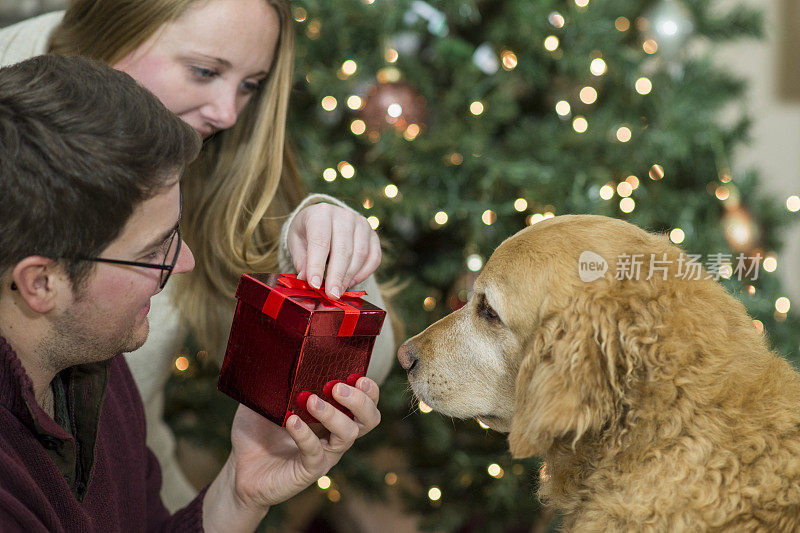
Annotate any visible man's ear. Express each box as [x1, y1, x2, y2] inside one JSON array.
[[11, 257, 66, 314]]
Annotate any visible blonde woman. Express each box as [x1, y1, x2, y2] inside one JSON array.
[[0, 0, 395, 511]]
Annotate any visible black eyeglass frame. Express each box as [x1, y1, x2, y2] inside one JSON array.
[[76, 227, 182, 290]]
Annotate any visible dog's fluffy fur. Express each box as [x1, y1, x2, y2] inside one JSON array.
[[399, 215, 800, 531]]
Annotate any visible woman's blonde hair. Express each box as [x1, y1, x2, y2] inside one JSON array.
[[51, 0, 306, 356]]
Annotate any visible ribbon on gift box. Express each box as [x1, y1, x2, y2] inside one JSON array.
[[261, 273, 367, 336]]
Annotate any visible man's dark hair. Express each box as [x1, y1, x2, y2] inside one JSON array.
[[0, 54, 201, 288]]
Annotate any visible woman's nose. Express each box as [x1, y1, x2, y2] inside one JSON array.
[[202, 85, 240, 131]]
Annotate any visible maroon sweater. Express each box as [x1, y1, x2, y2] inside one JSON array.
[[0, 337, 207, 531]]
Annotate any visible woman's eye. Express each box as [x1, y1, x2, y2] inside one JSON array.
[[241, 79, 263, 93], [190, 66, 219, 80]]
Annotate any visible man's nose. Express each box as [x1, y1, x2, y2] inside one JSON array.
[[174, 243, 195, 274]]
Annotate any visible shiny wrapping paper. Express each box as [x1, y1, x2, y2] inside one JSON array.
[[218, 273, 386, 426]]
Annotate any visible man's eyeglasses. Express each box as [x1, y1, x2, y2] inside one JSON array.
[[76, 227, 183, 290]]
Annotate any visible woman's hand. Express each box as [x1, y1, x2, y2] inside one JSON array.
[[287, 203, 381, 299]]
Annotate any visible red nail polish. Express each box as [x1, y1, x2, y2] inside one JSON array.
[[296, 390, 313, 411], [347, 374, 365, 387], [323, 380, 343, 399]]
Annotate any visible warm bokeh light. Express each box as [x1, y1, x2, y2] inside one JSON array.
[[787, 195, 800, 212], [470, 101, 485, 115], [670, 228, 685, 243], [575, 0, 589, 7], [323, 168, 337, 182], [362, 198, 373, 209], [514, 198, 528, 211], [715, 186, 730, 201], [620, 197, 635, 213], [487, 464, 504, 478], [428, 487, 442, 501], [643, 39, 658, 54], [384, 184, 399, 198], [321, 96, 337, 111], [649, 164, 665, 180], [544, 36, 560, 52], [385, 472, 398, 485], [387, 103, 403, 118], [404, 123, 421, 141], [477, 418, 490, 429], [616, 126, 632, 143], [339, 162, 355, 179], [467, 253, 484, 272], [615, 17, 630, 31], [748, 285, 756, 295], [174, 356, 189, 372], [423, 296, 437, 311], [341, 60, 357, 76], [501, 49, 518, 70], [763, 255, 778, 273], [572, 116, 588, 133], [317, 476, 332, 490], [434, 211, 449, 225], [419, 400, 433, 413], [776, 297, 791, 314], [626, 175, 640, 189], [635, 77, 653, 95], [482, 209, 497, 225], [599, 185, 614, 200], [293, 7, 307, 22], [385, 48, 398, 63], [350, 119, 366, 135], [752, 319, 764, 333], [376, 67, 401, 83], [617, 182, 633, 197], [367, 216, 379, 229], [549, 12, 565, 28], [590, 58, 607, 76], [449, 152, 464, 165], [580, 86, 598, 104], [556, 100, 571, 116], [347, 95, 363, 110]]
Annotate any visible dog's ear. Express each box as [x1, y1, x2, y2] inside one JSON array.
[[509, 292, 628, 458]]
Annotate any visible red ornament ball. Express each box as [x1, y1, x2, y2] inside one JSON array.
[[360, 82, 427, 134]]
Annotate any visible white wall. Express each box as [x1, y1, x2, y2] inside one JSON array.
[[716, 0, 800, 302]]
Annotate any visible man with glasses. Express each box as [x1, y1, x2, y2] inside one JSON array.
[[0, 55, 381, 531]]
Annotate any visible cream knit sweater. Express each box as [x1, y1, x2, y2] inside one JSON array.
[[0, 12, 396, 511]]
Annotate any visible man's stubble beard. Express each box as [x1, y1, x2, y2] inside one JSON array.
[[39, 305, 149, 373]]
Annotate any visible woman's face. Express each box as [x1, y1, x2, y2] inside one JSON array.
[[114, 0, 279, 138]]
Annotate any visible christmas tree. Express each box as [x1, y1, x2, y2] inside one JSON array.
[[166, 0, 800, 530]]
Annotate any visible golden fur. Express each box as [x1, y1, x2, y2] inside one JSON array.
[[399, 214, 800, 531]]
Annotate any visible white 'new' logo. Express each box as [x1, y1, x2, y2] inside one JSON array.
[[578, 251, 608, 282]]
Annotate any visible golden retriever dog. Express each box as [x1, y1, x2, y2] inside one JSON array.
[[398, 214, 800, 531]]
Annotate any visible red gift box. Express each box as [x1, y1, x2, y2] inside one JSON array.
[[217, 273, 386, 426]]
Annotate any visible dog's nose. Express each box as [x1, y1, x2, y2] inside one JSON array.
[[397, 342, 419, 373]]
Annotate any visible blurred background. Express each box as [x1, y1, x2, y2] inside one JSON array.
[[2, 1, 799, 531]]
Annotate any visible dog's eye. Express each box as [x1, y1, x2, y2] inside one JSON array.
[[477, 294, 501, 324]]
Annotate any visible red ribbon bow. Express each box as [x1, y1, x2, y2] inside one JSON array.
[[261, 273, 367, 336]]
